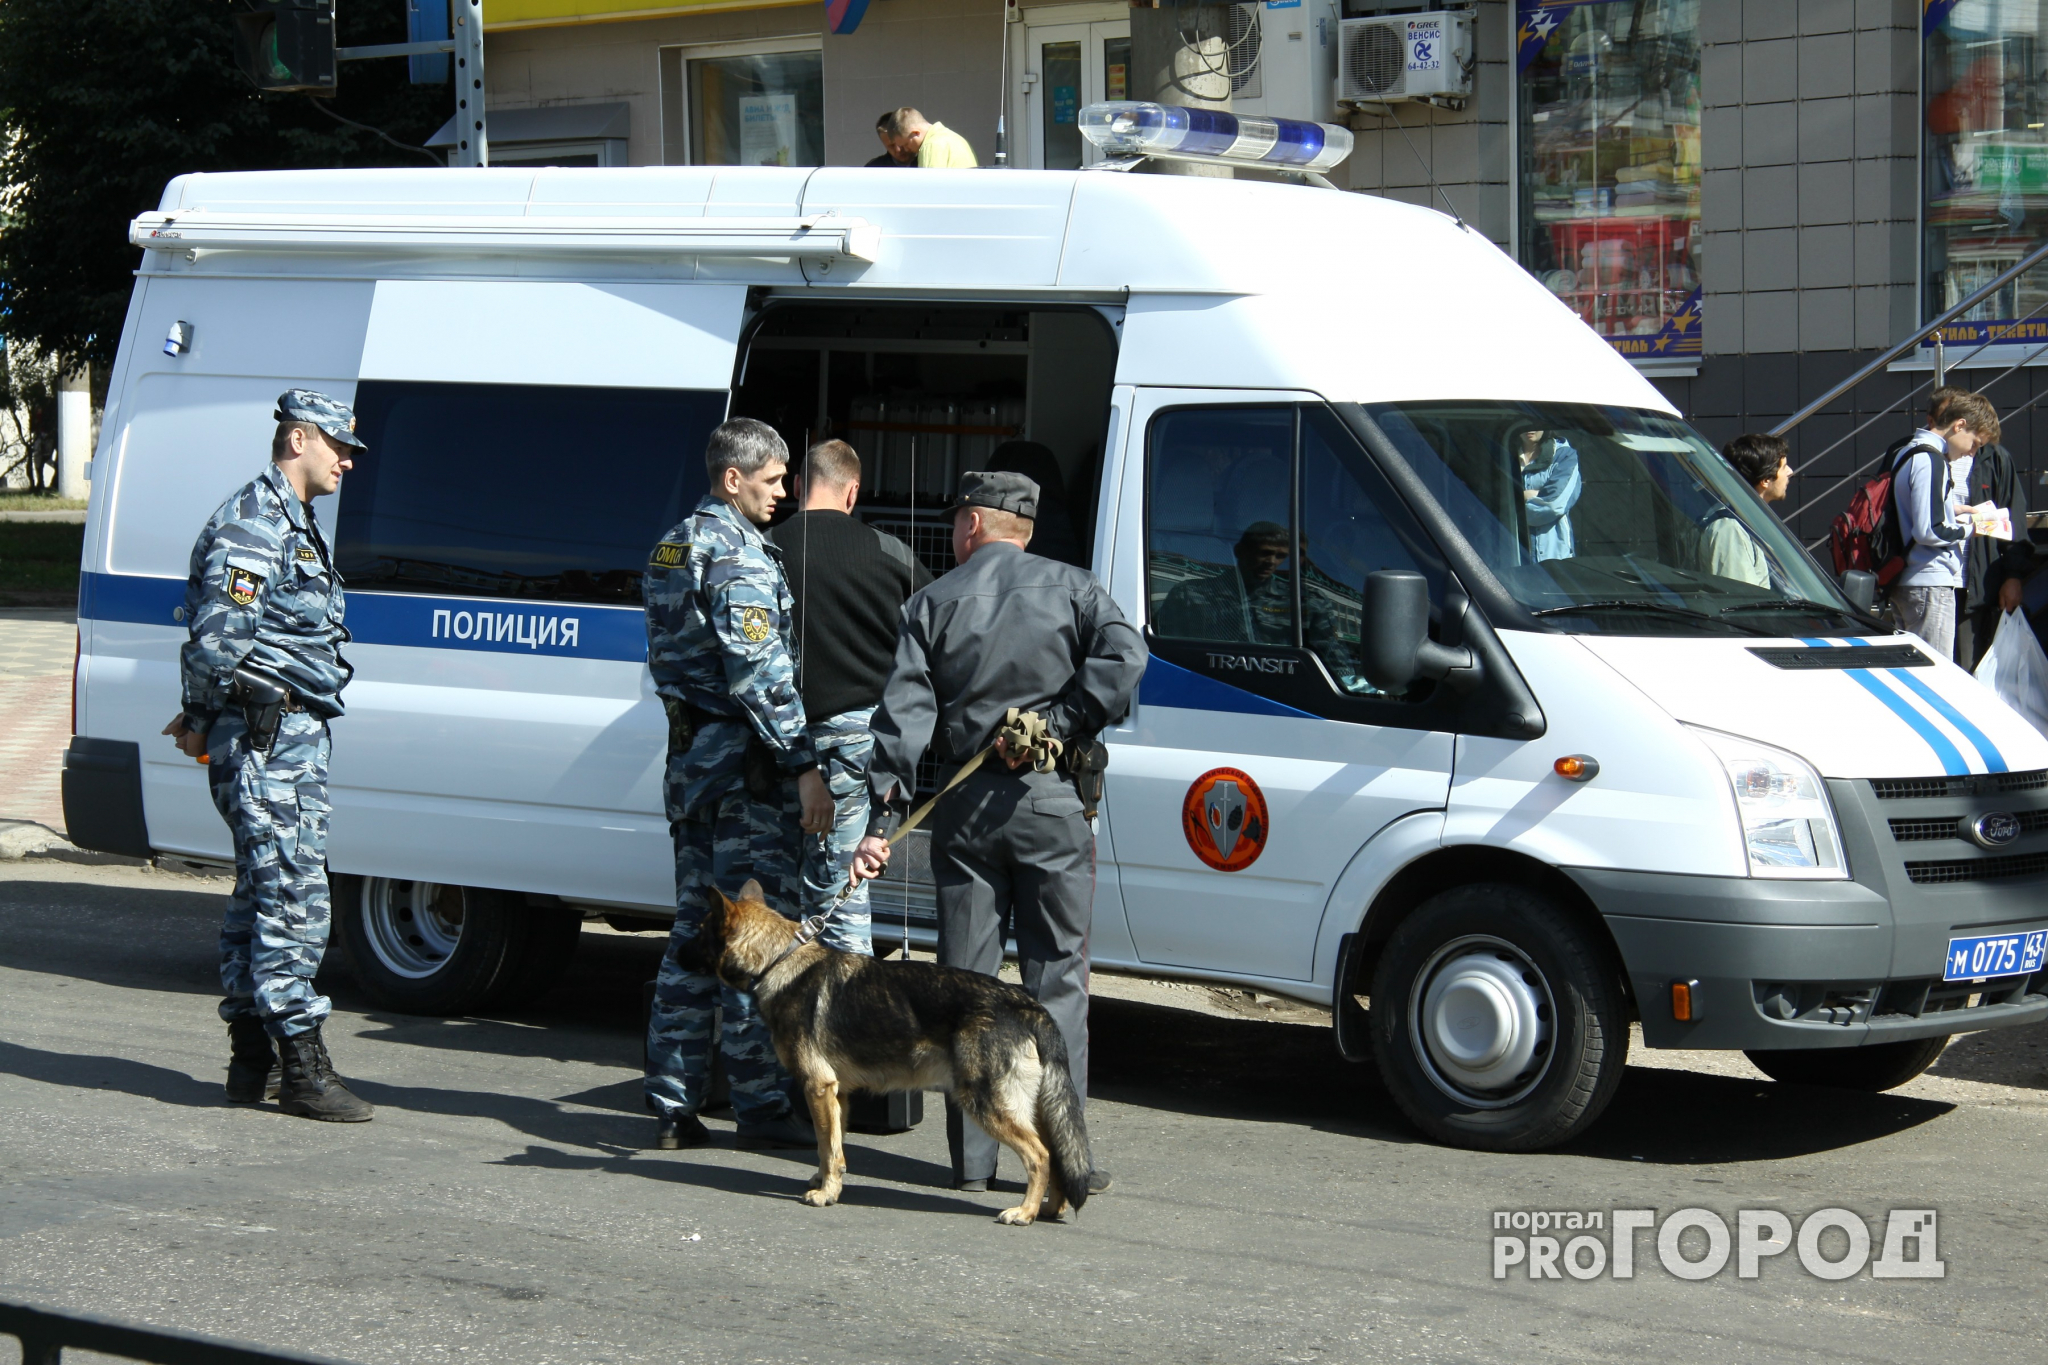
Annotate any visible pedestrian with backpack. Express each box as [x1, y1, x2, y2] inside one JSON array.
[[1889, 389, 1998, 659]]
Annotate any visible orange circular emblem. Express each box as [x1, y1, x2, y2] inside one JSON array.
[[1182, 767, 1269, 872]]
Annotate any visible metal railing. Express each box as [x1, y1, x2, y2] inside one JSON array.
[[0, 1297, 353, 1365], [1773, 235, 2048, 545]]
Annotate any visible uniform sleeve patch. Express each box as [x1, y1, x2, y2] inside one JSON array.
[[649, 541, 689, 569], [296, 546, 319, 563], [739, 605, 772, 642], [226, 568, 264, 606]]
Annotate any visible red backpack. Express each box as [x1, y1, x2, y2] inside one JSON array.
[[1829, 438, 1927, 586]]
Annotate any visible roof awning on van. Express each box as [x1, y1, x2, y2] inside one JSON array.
[[128, 210, 880, 262]]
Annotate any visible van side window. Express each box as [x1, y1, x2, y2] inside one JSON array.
[[1147, 406, 1297, 647], [335, 381, 724, 605], [1146, 404, 1444, 708], [1298, 406, 1442, 694]]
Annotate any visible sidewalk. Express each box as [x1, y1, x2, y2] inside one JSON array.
[[0, 609, 77, 835]]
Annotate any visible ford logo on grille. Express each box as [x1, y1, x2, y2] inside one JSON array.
[[1970, 811, 2022, 848]]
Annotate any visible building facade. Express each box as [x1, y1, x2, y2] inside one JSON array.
[[475, 0, 2048, 543]]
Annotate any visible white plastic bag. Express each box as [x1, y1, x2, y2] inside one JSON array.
[[1974, 608, 2048, 738]]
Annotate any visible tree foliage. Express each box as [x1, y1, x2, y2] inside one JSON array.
[[0, 1, 454, 373]]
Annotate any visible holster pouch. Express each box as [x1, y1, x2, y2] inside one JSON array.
[[1062, 736, 1110, 820], [742, 736, 782, 801], [229, 666, 289, 757], [660, 696, 698, 761]]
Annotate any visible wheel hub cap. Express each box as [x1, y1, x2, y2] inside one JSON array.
[[363, 879, 465, 980], [1412, 939, 1554, 1104]]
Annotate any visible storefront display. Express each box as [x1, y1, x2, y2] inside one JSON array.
[[686, 49, 823, 168], [1924, 1, 2048, 347], [1516, 1, 1703, 361]]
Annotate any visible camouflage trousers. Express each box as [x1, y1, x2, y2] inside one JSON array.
[[802, 707, 876, 956], [646, 779, 806, 1124], [206, 709, 333, 1040]]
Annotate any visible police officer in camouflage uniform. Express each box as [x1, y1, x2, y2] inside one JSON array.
[[643, 418, 835, 1151], [162, 390, 372, 1123]]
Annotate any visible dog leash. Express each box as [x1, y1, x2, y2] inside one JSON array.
[[809, 706, 1063, 922]]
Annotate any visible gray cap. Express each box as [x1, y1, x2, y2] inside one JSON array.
[[951, 469, 1038, 521], [275, 389, 366, 449]]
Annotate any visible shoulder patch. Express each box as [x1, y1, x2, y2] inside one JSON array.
[[739, 605, 772, 642], [649, 540, 689, 569], [226, 568, 264, 606], [296, 546, 320, 563]]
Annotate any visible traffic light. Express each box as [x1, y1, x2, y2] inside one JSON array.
[[234, 0, 339, 93]]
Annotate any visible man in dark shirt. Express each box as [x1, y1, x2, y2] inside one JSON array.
[[769, 439, 931, 950], [849, 471, 1147, 1195]]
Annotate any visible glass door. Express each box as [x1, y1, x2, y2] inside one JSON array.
[[1025, 20, 1132, 169]]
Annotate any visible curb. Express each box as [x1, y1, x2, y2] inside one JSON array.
[[0, 820, 75, 860]]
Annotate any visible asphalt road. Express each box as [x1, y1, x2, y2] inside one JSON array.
[[2, 856, 2045, 1365]]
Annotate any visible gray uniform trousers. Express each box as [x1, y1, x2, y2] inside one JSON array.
[[930, 762, 1094, 1183]]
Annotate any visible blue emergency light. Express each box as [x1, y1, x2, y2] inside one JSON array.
[[1077, 101, 1354, 174]]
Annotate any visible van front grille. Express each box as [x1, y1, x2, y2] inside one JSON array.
[[1888, 810, 2048, 842], [1903, 852, 2048, 884], [1870, 769, 2048, 800]]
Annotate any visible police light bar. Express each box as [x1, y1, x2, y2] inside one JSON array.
[[1078, 101, 1354, 174]]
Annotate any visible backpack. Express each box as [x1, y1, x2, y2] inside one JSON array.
[[1829, 437, 1930, 586]]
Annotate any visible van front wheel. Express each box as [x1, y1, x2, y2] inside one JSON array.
[[1369, 884, 1626, 1152]]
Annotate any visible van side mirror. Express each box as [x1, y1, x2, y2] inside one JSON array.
[[1840, 569, 1877, 614], [1363, 571, 1480, 694]]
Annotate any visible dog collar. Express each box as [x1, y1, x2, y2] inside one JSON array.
[[759, 913, 830, 980]]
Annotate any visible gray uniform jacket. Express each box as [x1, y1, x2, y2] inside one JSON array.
[[866, 542, 1147, 833]]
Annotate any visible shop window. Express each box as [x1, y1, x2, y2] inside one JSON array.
[[660, 44, 823, 168], [1515, 1, 1703, 363], [1924, 3, 2048, 347]]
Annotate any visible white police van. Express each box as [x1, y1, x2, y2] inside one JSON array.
[[66, 127, 2048, 1151]]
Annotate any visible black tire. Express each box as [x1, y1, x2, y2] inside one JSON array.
[[1745, 1036, 1949, 1091], [1369, 883, 1627, 1152], [337, 876, 549, 1015]]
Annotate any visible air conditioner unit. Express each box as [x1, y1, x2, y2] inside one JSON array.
[[1338, 11, 1473, 105]]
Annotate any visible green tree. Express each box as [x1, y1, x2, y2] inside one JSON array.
[[0, 1, 453, 373]]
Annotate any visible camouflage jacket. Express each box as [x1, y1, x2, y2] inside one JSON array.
[[180, 461, 351, 727], [644, 495, 815, 818]]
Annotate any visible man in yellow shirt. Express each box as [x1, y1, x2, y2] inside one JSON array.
[[880, 108, 978, 168]]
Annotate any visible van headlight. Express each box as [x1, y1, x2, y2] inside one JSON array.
[[1686, 726, 1846, 879]]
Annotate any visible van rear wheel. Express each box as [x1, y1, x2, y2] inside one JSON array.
[[1744, 1036, 1949, 1092], [1369, 884, 1626, 1152], [335, 876, 579, 1015]]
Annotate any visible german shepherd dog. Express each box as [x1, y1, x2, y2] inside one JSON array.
[[678, 881, 1093, 1225]]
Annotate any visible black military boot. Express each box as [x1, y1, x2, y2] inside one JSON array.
[[224, 1018, 279, 1104], [276, 1027, 375, 1122]]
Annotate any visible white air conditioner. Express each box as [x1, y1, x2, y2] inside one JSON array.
[[1338, 11, 1473, 105]]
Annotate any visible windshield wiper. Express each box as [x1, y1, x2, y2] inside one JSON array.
[[1529, 599, 1775, 636], [1717, 598, 1856, 617]]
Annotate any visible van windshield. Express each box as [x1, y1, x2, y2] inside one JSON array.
[[1363, 402, 1869, 638]]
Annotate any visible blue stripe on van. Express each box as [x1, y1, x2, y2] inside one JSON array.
[[1883, 667, 2008, 773], [1798, 635, 1997, 774], [1140, 655, 1316, 719], [80, 572, 648, 662], [1843, 668, 1970, 775]]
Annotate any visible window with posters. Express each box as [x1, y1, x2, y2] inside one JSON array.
[[1923, 1, 2048, 350], [1515, 2, 1703, 362], [678, 48, 823, 168]]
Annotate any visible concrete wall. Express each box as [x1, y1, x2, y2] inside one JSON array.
[[1696, 0, 1920, 358], [1338, 0, 1513, 249], [822, 0, 1005, 167], [483, 0, 1003, 170]]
